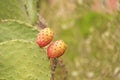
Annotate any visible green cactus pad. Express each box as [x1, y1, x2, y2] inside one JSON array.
[[0, 20, 39, 42], [0, 39, 50, 80], [0, 0, 37, 24]]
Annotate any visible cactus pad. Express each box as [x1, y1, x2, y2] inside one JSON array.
[[0, 39, 50, 80], [0, 0, 37, 24], [0, 20, 39, 42]]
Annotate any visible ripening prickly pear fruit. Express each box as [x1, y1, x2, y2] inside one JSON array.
[[47, 40, 67, 58], [36, 28, 54, 48]]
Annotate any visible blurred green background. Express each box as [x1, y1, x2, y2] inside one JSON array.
[[39, 0, 120, 80]]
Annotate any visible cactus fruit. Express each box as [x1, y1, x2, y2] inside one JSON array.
[[47, 40, 67, 58], [36, 28, 54, 48]]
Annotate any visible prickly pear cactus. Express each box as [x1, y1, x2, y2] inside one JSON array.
[[0, 40, 50, 80], [0, 0, 37, 24], [0, 0, 50, 80], [0, 20, 39, 42]]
